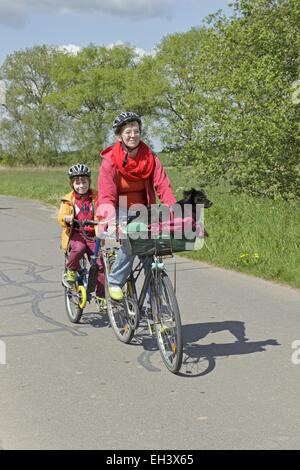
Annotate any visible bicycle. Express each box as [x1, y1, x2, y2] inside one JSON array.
[[62, 220, 107, 323], [62, 219, 185, 374], [62, 219, 138, 333], [105, 222, 184, 374]]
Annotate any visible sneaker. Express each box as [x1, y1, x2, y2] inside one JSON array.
[[96, 296, 107, 310], [108, 285, 124, 301], [62, 269, 76, 289]]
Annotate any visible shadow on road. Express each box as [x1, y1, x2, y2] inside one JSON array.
[[80, 312, 110, 328], [179, 321, 280, 378], [117, 319, 280, 376]]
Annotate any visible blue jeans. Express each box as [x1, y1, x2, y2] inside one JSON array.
[[108, 242, 150, 287], [108, 207, 149, 287]]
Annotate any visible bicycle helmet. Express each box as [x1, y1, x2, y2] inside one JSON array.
[[112, 111, 142, 134], [68, 163, 91, 178]]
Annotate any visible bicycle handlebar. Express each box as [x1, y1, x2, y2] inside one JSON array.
[[72, 219, 111, 242], [73, 219, 99, 227]]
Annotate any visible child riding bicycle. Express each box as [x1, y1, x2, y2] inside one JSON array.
[[57, 163, 106, 307]]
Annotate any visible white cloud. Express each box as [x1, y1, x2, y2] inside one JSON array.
[[0, 0, 175, 27], [55, 41, 153, 63], [57, 44, 82, 55], [56, 41, 153, 64], [106, 40, 149, 57], [57, 41, 152, 59]]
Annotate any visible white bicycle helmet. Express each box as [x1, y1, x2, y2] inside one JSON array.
[[68, 163, 91, 178], [112, 112, 142, 133]]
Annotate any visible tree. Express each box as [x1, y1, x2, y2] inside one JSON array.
[[214, 0, 300, 198], [135, 24, 231, 183], [47, 44, 140, 162], [1, 1, 299, 199], [0, 45, 65, 165], [130, 0, 300, 198]]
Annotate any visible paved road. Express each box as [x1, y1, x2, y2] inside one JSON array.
[[0, 195, 300, 450]]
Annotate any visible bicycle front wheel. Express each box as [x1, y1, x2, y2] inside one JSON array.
[[65, 285, 85, 323], [152, 273, 183, 374]]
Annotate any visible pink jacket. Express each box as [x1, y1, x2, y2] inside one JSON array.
[[97, 145, 176, 223]]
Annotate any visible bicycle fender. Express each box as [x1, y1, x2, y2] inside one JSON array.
[[87, 264, 99, 293]]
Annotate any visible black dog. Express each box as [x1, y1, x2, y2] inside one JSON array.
[[127, 188, 212, 236], [176, 188, 212, 216], [176, 188, 212, 237]]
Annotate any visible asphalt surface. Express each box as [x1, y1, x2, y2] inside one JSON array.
[[0, 194, 300, 450]]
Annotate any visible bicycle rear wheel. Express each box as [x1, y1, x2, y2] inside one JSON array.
[[152, 273, 183, 374], [105, 254, 135, 343]]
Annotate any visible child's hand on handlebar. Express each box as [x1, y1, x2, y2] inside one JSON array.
[[65, 215, 73, 225]]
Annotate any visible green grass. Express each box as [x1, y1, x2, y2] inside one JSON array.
[[184, 188, 300, 289], [1, 165, 300, 289], [0, 166, 99, 206]]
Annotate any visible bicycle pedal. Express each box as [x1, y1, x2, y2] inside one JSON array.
[[160, 325, 172, 333], [111, 298, 123, 304]]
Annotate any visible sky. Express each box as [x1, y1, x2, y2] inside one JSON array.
[[0, 0, 233, 66]]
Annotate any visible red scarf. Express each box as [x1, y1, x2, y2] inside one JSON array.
[[111, 141, 154, 181]]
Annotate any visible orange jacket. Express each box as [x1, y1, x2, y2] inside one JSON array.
[[57, 189, 98, 251]]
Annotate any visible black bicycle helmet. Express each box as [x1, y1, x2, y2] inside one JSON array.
[[112, 111, 142, 133], [68, 163, 91, 178]]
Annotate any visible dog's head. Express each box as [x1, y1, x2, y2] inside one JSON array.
[[182, 188, 213, 208]]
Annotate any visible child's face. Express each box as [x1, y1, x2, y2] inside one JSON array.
[[72, 176, 90, 195]]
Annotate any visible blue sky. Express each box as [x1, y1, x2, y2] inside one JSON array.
[[0, 0, 233, 66]]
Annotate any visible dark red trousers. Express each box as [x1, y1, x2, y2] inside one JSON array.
[[66, 230, 105, 297]]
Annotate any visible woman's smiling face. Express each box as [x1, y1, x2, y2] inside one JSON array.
[[119, 121, 141, 150]]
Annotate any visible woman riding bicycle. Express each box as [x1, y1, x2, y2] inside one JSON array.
[[97, 112, 176, 301]]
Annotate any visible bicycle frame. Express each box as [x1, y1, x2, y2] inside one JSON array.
[[128, 256, 166, 330]]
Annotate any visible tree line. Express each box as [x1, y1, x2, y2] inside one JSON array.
[[0, 0, 299, 199]]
